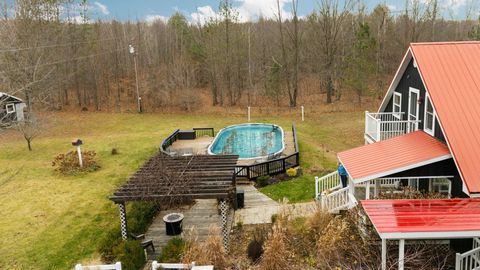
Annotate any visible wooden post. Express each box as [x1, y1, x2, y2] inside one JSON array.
[[381, 239, 387, 270], [301, 106, 304, 121], [76, 145, 83, 167], [248, 106, 251, 122], [118, 202, 128, 240], [399, 239, 405, 270]]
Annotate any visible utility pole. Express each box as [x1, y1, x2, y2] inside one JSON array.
[[129, 44, 142, 113]]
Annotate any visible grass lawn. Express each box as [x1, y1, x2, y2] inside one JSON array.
[[0, 111, 363, 269]]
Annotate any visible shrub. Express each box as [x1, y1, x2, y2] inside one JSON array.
[[157, 237, 187, 263], [111, 148, 119, 155], [256, 176, 271, 187], [52, 150, 100, 175], [97, 229, 123, 262], [128, 202, 158, 234], [112, 240, 145, 270], [286, 168, 297, 177]]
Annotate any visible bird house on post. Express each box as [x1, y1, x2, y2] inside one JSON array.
[[72, 139, 83, 167]]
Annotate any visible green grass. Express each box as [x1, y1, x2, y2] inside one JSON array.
[[259, 175, 315, 203], [0, 111, 364, 269]]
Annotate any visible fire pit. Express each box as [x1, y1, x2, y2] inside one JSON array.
[[163, 213, 184, 236]]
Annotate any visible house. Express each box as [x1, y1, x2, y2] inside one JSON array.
[[315, 41, 480, 270], [0, 92, 26, 127]]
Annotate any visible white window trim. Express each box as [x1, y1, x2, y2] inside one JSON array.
[[408, 87, 420, 131], [6, 103, 15, 114], [423, 93, 436, 136], [392, 92, 402, 119]]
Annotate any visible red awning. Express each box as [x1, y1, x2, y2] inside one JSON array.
[[362, 199, 480, 240], [337, 131, 451, 183]]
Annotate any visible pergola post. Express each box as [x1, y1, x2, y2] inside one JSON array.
[[118, 202, 128, 240], [381, 238, 387, 270], [398, 239, 405, 270], [219, 199, 230, 252]]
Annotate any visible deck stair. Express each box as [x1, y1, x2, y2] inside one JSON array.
[[456, 238, 480, 270]]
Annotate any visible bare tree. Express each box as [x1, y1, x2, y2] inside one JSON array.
[[315, 0, 354, 103]]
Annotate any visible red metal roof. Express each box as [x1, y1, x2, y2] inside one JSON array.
[[362, 199, 480, 239], [337, 131, 451, 182], [411, 41, 480, 193]]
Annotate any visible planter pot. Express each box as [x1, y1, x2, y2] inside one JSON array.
[[163, 213, 184, 236]]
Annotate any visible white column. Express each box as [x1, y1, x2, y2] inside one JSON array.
[[381, 239, 387, 270], [366, 180, 371, 200], [375, 180, 381, 198], [398, 239, 405, 270], [348, 178, 355, 195], [301, 106, 304, 121]]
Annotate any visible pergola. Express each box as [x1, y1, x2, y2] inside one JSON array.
[[110, 154, 239, 249], [362, 199, 480, 270]]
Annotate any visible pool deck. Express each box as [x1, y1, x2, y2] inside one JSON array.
[[167, 131, 296, 166]]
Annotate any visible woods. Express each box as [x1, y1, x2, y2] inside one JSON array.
[[0, 0, 479, 113]]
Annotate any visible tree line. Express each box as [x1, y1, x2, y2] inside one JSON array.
[[1, 0, 479, 114]]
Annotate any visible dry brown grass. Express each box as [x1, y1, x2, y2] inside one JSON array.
[[182, 226, 229, 269]]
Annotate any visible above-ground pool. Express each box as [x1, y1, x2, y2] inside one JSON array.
[[208, 123, 285, 160]]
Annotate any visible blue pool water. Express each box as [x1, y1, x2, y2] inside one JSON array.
[[208, 124, 284, 159]]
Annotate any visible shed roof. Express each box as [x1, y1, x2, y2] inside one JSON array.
[[0, 92, 23, 102], [337, 131, 451, 183], [410, 41, 480, 193], [362, 198, 480, 239]]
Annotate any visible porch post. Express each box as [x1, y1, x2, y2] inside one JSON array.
[[348, 178, 355, 195], [118, 202, 128, 240], [398, 239, 405, 270], [375, 180, 381, 198], [366, 180, 371, 200], [219, 199, 230, 252], [381, 238, 387, 270]]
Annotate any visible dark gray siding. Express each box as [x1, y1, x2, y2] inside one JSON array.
[[383, 59, 446, 142], [383, 158, 467, 197]]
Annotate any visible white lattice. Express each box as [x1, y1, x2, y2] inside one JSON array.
[[118, 203, 128, 240], [219, 200, 230, 252]]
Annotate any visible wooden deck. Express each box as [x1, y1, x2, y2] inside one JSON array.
[[144, 199, 233, 259]]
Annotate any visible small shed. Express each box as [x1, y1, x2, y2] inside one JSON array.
[[0, 92, 26, 126]]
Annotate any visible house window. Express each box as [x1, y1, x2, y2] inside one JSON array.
[[393, 92, 402, 119], [424, 94, 435, 135], [6, 103, 15, 114]]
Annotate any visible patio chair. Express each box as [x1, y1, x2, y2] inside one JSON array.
[[130, 233, 155, 253]]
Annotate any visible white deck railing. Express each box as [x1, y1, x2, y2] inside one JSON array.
[[315, 171, 342, 199], [365, 112, 420, 142], [456, 238, 480, 270], [320, 186, 358, 213], [75, 262, 121, 270], [152, 261, 213, 270]]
